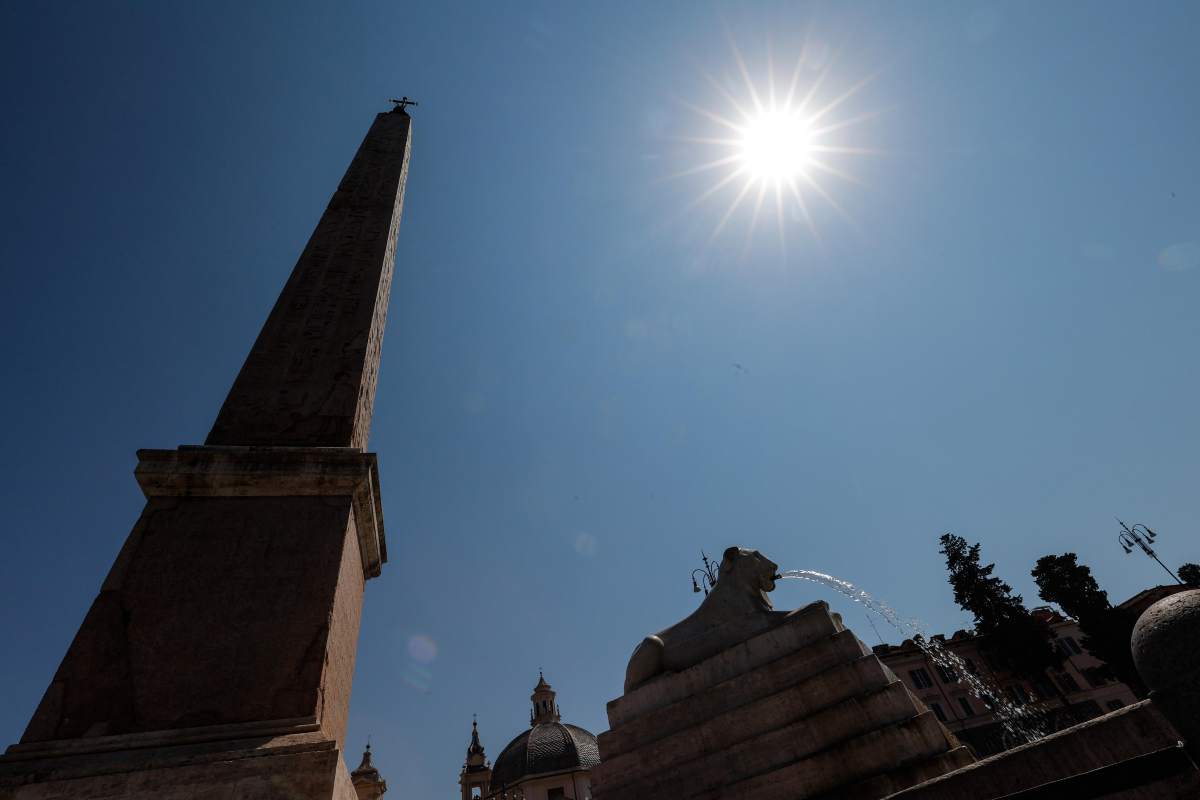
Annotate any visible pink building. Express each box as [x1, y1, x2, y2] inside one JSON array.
[[873, 586, 1188, 757]]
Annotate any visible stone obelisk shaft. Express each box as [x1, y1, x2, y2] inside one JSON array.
[[208, 109, 411, 449], [1, 109, 411, 800]]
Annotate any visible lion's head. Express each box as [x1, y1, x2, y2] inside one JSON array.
[[716, 546, 781, 609]]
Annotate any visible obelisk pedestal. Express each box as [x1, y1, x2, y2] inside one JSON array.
[[0, 108, 411, 800]]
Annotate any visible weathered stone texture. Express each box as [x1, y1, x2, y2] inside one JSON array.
[[1131, 588, 1200, 758], [1, 109, 409, 800], [884, 700, 1197, 800], [0, 734, 358, 800], [320, 512, 365, 750], [206, 111, 411, 450], [21, 495, 359, 743], [591, 602, 971, 800]]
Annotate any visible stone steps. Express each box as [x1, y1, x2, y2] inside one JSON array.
[[592, 600, 970, 800], [615, 681, 934, 799], [599, 629, 873, 762], [605, 601, 845, 730], [599, 655, 898, 791], [702, 711, 961, 800]]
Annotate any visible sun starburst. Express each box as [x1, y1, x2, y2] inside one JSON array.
[[672, 39, 879, 253]]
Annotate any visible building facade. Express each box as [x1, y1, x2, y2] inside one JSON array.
[[872, 588, 1190, 757]]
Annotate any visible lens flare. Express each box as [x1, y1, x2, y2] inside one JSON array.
[[670, 36, 881, 252]]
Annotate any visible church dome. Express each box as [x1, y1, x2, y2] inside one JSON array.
[[490, 721, 600, 788], [488, 672, 600, 789]]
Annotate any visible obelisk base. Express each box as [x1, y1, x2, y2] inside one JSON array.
[[0, 722, 357, 799], [2, 447, 389, 799]]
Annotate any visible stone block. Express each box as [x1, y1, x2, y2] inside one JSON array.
[[815, 747, 976, 800], [610, 682, 932, 799], [710, 711, 958, 800], [599, 654, 897, 782], [593, 599, 970, 800], [605, 601, 850, 729], [885, 700, 1195, 800], [599, 629, 870, 760], [18, 492, 363, 747], [0, 729, 358, 800]]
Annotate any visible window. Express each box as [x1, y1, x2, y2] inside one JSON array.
[[1056, 671, 1081, 693], [1106, 699, 1125, 711], [909, 668, 934, 689], [929, 702, 947, 722], [935, 664, 959, 683], [1008, 684, 1030, 705], [547, 789, 566, 800], [957, 697, 974, 717], [963, 658, 979, 675], [1061, 637, 1082, 655]]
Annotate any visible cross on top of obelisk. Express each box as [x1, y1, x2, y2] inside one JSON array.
[[389, 96, 418, 113]]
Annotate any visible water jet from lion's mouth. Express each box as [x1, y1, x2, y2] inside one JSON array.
[[776, 568, 1047, 747]]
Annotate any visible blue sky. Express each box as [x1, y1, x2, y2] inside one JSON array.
[[1, 1, 1198, 796]]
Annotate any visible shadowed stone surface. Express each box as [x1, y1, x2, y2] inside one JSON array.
[[0, 733, 358, 800], [1131, 588, 1200, 757], [884, 700, 1198, 800], [889, 590, 1200, 799], [593, 565, 971, 800], [1, 109, 411, 799], [207, 110, 411, 450], [19, 494, 362, 743]]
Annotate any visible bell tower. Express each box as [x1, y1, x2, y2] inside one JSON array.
[[459, 717, 492, 800], [530, 672, 562, 726], [350, 743, 388, 799]]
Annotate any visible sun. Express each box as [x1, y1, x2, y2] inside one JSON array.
[[738, 110, 812, 183], [671, 39, 878, 249]]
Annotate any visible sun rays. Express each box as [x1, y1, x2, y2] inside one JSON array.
[[670, 38, 880, 254]]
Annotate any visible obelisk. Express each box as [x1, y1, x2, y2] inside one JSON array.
[[0, 107, 411, 800]]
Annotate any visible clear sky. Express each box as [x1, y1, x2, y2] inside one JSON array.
[[1, 1, 1198, 796]]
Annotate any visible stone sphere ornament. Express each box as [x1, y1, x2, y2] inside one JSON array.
[[1131, 589, 1200, 691], [1130, 589, 1200, 754]]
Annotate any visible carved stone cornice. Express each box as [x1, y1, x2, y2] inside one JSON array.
[[134, 446, 387, 579]]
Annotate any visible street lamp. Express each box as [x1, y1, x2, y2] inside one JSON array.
[[1117, 519, 1182, 584], [691, 550, 720, 596]]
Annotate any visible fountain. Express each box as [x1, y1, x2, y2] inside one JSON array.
[[777, 570, 1046, 746], [588, 548, 1199, 799], [590, 547, 976, 800]]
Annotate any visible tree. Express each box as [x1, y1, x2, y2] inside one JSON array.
[[939, 534, 1066, 703], [1179, 563, 1200, 588], [1032, 553, 1145, 696]]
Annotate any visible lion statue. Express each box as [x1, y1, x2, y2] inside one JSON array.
[[624, 546, 786, 693]]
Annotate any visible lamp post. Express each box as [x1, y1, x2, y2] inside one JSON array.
[[691, 550, 720, 596], [1117, 519, 1181, 584]]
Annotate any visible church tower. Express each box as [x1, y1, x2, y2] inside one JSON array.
[[459, 718, 492, 800], [0, 106, 413, 798], [350, 743, 388, 799], [530, 671, 562, 725]]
